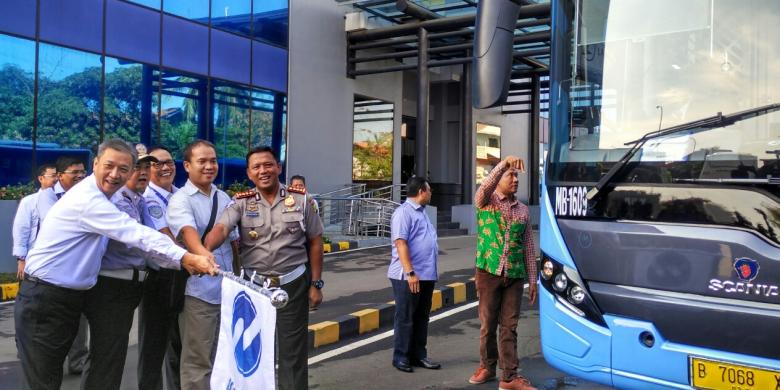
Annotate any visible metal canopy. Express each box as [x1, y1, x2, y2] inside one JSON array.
[[344, 0, 550, 114]]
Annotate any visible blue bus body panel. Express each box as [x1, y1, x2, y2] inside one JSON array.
[[539, 286, 613, 386], [539, 181, 576, 269], [606, 314, 780, 389]]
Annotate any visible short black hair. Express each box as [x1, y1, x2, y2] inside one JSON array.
[[183, 139, 216, 162], [406, 176, 429, 197], [37, 163, 56, 177], [290, 175, 306, 185], [246, 146, 277, 165], [148, 145, 173, 155], [55, 155, 85, 173]]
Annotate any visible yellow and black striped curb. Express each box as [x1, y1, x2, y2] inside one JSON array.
[[323, 241, 358, 254], [308, 278, 477, 349], [0, 282, 19, 301]]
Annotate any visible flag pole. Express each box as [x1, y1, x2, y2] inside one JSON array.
[[217, 270, 289, 308]]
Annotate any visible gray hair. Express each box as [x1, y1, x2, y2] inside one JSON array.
[[97, 138, 138, 166]]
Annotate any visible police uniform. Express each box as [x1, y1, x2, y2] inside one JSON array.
[[218, 184, 324, 390]]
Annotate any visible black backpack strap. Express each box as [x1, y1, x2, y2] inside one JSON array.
[[201, 190, 219, 243]]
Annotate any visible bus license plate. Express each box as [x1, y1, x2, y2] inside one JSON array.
[[690, 357, 780, 390]]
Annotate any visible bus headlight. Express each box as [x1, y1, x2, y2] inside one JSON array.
[[542, 260, 554, 280], [553, 273, 568, 292], [569, 285, 585, 304]]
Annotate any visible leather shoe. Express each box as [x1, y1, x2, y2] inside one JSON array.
[[392, 361, 413, 373], [411, 358, 441, 369]]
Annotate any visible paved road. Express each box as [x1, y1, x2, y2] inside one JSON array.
[[0, 233, 611, 389]]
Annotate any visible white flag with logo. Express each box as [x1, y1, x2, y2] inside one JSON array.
[[211, 277, 276, 390]]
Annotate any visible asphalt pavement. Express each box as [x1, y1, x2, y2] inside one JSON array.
[[0, 234, 611, 389]]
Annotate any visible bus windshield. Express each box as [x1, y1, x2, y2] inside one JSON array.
[[550, 0, 780, 185]]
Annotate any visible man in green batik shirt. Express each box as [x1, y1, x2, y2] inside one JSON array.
[[468, 156, 538, 390]]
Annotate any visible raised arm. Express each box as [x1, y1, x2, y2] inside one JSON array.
[[475, 156, 524, 207]]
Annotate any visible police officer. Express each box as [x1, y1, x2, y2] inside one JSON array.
[[205, 145, 324, 390], [15, 139, 218, 390]]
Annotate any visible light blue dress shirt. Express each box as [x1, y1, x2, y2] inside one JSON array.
[[388, 200, 439, 281], [24, 174, 187, 290], [166, 180, 236, 305], [101, 186, 168, 271], [12, 190, 43, 259]]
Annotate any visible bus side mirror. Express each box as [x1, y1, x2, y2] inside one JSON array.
[[472, 0, 521, 109]]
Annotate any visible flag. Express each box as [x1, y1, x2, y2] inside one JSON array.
[[211, 277, 277, 390]]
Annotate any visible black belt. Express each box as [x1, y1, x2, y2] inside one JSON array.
[[23, 273, 60, 288]]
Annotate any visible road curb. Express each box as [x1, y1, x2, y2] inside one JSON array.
[[323, 241, 358, 254], [308, 278, 477, 350], [0, 282, 18, 301]]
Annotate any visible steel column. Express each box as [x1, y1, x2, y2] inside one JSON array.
[[461, 56, 473, 203], [416, 27, 429, 178], [529, 74, 541, 205]]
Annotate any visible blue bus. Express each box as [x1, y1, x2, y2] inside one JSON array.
[[475, 1, 780, 388]]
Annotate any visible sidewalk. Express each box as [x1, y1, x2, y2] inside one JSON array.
[[308, 231, 540, 350]]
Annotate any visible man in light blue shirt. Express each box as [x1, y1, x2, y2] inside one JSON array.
[[15, 139, 218, 390], [388, 177, 440, 373], [166, 140, 235, 390], [12, 163, 57, 279]]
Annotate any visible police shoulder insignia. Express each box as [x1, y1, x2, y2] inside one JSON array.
[[234, 190, 255, 199], [287, 184, 306, 194]]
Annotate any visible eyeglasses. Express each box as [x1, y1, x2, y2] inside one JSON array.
[[152, 160, 175, 168], [62, 170, 86, 175]]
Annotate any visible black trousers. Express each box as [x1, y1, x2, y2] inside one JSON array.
[[138, 269, 183, 390], [15, 278, 86, 390], [276, 272, 311, 390], [80, 275, 144, 390], [390, 278, 435, 365]]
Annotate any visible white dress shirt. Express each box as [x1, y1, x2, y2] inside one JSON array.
[[143, 181, 177, 231], [25, 174, 187, 290]]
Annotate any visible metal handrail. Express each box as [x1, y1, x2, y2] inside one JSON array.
[[317, 183, 367, 198], [350, 184, 406, 202], [314, 195, 400, 238]]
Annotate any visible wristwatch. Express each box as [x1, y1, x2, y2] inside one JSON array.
[[311, 279, 325, 289], [405, 270, 415, 277]]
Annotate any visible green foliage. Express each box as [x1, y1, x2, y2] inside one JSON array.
[[352, 131, 393, 181], [225, 180, 252, 197], [0, 182, 36, 200], [0, 273, 17, 284]]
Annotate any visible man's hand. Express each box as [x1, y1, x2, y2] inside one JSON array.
[[16, 260, 25, 280], [407, 274, 420, 294], [528, 282, 537, 306], [503, 156, 525, 173], [309, 286, 323, 310], [181, 252, 219, 276]]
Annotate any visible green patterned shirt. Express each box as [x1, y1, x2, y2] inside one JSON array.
[[475, 207, 527, 279]]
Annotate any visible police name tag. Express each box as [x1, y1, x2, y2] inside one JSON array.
[[553, 186, 588, 217]]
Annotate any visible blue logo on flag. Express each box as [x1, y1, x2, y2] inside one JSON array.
[[231, 291, 262, 376]]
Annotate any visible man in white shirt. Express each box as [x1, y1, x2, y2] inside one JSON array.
[[14, 139, 218, 390], [138, 145, 185, 390], [12, 163, 57, 280], [167, 140, 235, 390]]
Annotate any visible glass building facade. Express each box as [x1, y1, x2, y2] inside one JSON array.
[[0, 0, 288, 187]]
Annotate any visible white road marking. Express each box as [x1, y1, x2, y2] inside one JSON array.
[[308, 301, 479, 366]]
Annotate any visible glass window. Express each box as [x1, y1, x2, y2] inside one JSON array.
[[104, 57, 159, 146], [211, 29, 251, 84], [39, 0, 103, 53], [155, 70, 206, 159], [36, 43, 102, 162], [213, 83, 251, 187], [164, 0, 209, 23], [162, 15, 209, 76], [476, 123, 501, 186], [212, 0, 252, 36], [106, 0, 160, 65], [249, 88, 274, 148], [251, 0, 288, 47], [125, 0, 160, 9], [0, 34, 35, 185], [352, 97, 394, 183], [0, 0, 36, 39]]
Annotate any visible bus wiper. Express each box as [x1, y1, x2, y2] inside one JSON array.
[[586, 102, 780, 202]]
